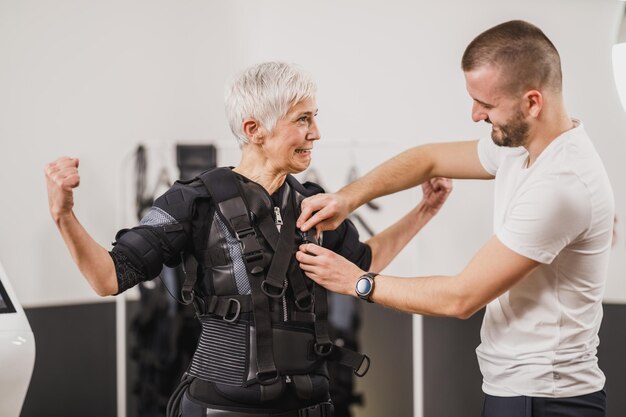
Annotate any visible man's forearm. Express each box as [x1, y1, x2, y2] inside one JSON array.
[[370, 274, 474, 319], [368, 236, 539, 319], [338, 145, 434, 211]]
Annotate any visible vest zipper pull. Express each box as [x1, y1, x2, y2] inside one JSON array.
[[274, 207, 283, 231], [274, 206, 288, 321]]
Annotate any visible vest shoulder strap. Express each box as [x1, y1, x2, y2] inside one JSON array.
[[285, 174, 325, 197], [179, 167, 260, 305], [199, 168, 265, 264], [195, 167, 280, 386]]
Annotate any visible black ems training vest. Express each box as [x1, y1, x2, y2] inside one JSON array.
[[167, 168, 369, 413]]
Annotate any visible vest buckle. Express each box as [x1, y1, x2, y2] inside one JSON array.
[[256, 368, 280, 386], [223, 298, 241, 323], [260, 280, 287, 298]]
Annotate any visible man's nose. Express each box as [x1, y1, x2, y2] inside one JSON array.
[[471, 102, 487, 123]]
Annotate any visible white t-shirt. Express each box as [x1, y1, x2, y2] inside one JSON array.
[[475, 121, 614, 398]]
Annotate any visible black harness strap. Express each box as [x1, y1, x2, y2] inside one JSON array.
[[255, 187, 313, 309], [312, 283, 333, 357], [220, 197, 265, 265], [199, 169, 264, 265], [254, 213, 280, 251], [290, 310, 315, 322], [285, 194, 315, 310], [328, 345, 371, 377], [180, 253, 199, 305], [192, 168, 370, 390], [260, 187, 294, 298], [246, 261, 280, 385], [261, 190, 308, 302], [203, 294, 252, 322], [312, 277, 370, 376], [287, 259, 314, 311], [199, 168, 279, 386], [243, 181, 281, 253]]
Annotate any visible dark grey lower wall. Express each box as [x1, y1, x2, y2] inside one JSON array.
[[22, 302, 117, 417], [423, 309, 484, 417], [20, 302, 625, 417], [354, 302, 413, 417], [423, 304, 626, 417], [597, 304, 626, 417]]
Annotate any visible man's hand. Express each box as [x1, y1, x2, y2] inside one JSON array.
[[296, 243, 365, 296], [45, 156, 80, 221], [421, 177, 453, 215], [297, 192, 351, 233]]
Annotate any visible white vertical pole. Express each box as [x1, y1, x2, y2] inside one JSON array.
[[412, 315, 423, 417], [116, 151, 133, 417], [116, 294, 127, 417]]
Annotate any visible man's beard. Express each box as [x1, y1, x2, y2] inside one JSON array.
[[490, 110, 529, 148]]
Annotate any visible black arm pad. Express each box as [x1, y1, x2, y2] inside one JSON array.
[[113, 227, 165, 279]]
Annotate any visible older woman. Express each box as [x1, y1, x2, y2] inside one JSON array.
[[45, 62, 451, 417]]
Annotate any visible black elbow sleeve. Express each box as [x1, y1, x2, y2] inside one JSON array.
[[109, 250, 147, 294], [113, 227, 164, 279]]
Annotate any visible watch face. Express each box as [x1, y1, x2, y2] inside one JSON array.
[[356, 277, 373, 296]]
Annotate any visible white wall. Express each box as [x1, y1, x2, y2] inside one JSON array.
[[2, 0, 624, 308]]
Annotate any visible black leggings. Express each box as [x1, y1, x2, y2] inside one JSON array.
[[482, 390, 606, 417]]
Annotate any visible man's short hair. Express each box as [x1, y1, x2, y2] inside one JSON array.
[[462, 20, 562, 95], [225, 61, 317, 147]]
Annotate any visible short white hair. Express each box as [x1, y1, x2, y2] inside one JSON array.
[[225, 62, 317, 147]]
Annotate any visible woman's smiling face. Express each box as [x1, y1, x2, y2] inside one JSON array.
[[262, 97, 321, 174]]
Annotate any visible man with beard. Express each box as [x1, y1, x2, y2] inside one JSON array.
[[295, 20, 613, 417]]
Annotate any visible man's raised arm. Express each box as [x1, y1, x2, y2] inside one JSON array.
[[297, 140, 491, 232]]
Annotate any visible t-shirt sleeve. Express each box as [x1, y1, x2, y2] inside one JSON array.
[[322, 218, 372, 271], [477, 136, 506, 175], [496, 174, 591, 264]]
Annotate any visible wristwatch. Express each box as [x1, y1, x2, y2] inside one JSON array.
[[355, 272, 378, 302]]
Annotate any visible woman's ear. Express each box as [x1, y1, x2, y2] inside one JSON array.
[[242, 118, 265, 144]]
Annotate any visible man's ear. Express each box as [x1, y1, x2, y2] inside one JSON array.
[[242, 118, 265, 144], [524, 90, 543, 118]]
